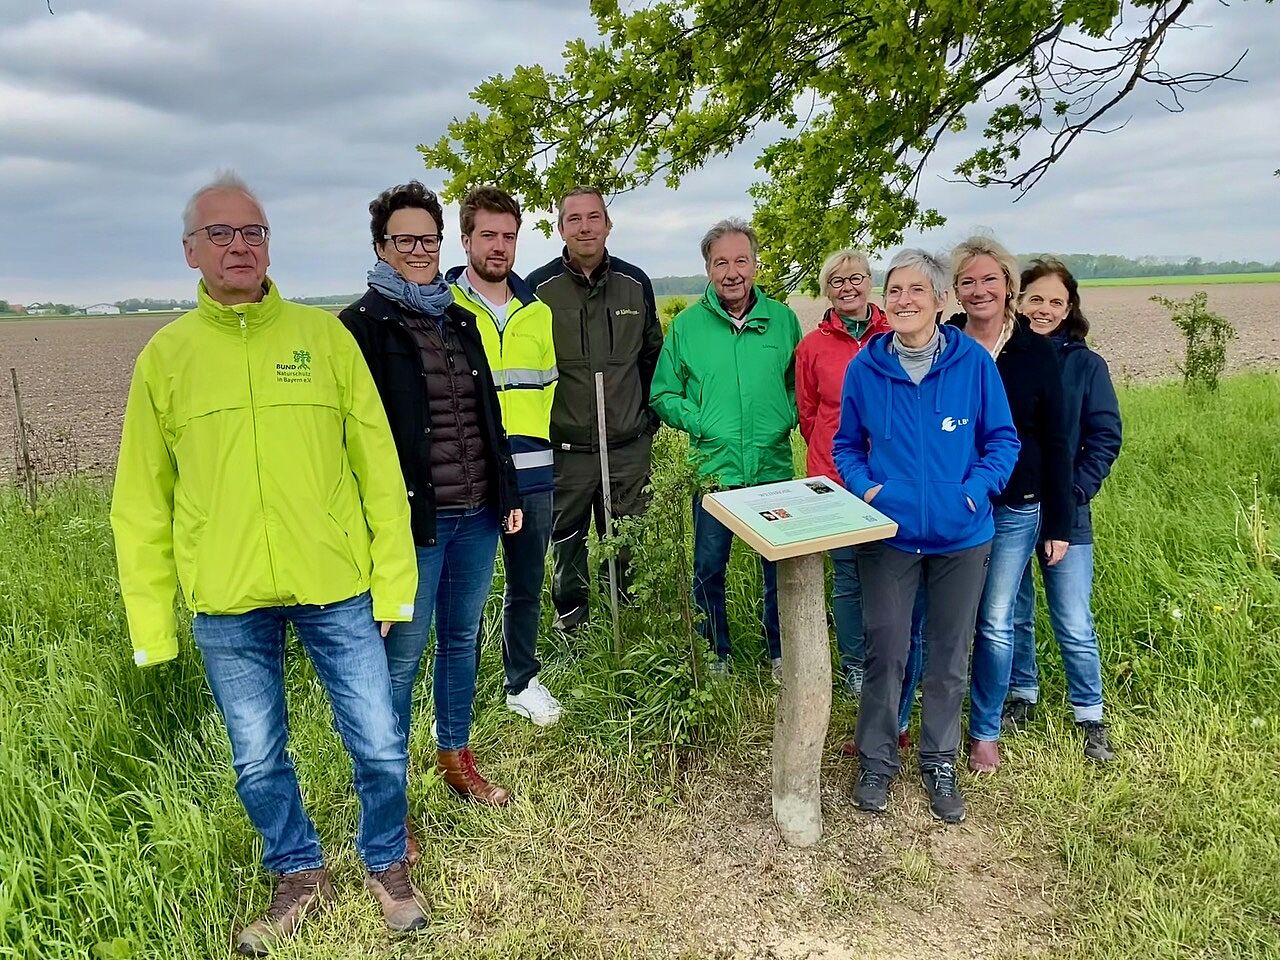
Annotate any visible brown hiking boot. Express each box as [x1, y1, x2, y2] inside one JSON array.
[[235, 867, 335, 956], [968, 737, 1001, 774], [404, 816, 421, 867], [436, 747, 511, 805], [365, 860, 428, 933]]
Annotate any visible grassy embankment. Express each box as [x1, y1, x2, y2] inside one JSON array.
[[0, 374, 1277, 959]]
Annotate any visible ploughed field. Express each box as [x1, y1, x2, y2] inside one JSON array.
[[3, 282, 1279, 477]]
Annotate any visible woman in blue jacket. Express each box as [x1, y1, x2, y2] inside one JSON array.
[[833, 248, 1020, 824], [1005, 258, 1122, 761]]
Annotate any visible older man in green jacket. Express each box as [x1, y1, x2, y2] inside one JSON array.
[[111, 172, 425, 954], [650, 217, 802, 677]]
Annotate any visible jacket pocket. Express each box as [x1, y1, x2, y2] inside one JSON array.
[[929, 481, 981, 545], [870, 479, 921, 544]]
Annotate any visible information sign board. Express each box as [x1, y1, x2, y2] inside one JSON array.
[[701, 476, 897, 562]]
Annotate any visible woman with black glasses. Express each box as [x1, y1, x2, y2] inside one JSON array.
[[340, 182, 523, 859]]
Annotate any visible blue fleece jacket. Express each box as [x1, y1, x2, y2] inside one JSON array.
[[832, 325, 1021, 555]]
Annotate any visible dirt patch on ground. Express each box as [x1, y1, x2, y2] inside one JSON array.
[[3, 283, 1277, 478], [586, 753, 1058, 959]]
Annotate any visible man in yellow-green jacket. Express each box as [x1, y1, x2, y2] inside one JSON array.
[[110, 172, 426, 953]]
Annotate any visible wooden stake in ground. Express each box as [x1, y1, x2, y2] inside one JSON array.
[[594, 371, 622, 658], [10, 367, 37, 510], [772, 551, 831, 846]]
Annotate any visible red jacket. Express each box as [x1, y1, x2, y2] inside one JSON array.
[[796, 305, 891, 485]]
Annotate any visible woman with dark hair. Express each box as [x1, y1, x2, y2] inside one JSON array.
[[340, 182, 524, 838], [1006, 258, 1122, 761], [948, 235, 1073, 774]]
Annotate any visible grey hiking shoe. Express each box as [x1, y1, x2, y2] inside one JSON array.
[[921, 763, 965, 823], [842, 665, 865, 698], [853, 768, 891, 813], [770, 657, 783, 683], [235, 867, 335, 956], [365, 860, 428, 933], [707, 657, 731, 680], [1001, 698, 1035, 733], [1079, 721, 1116, 761]]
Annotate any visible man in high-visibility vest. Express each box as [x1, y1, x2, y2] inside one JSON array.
[[446, 186, 562, 727]]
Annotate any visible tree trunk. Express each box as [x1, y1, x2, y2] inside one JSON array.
[[772, 551, 831, 846]]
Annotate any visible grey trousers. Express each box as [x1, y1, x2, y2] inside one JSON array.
[[550, 434, 653, 630], [854, 540, 992, 774]]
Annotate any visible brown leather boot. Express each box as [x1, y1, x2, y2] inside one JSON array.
[[436, 747, 511, 805], [968, 737, 1001, 774], [235, 867, 335, 956], [365, 860, 428, 933], [404, 817, 421, 867]]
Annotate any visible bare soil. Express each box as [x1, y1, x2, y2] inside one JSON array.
[[585, 753, 1059, 959], [2, 284, 1278, 479]]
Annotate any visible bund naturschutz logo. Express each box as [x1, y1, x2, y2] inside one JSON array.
[[277, 349, 313, 384]]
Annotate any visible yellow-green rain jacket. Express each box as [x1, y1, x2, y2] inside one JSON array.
[[110, 280, 417, 667]]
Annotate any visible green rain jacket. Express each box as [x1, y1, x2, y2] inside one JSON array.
[[111, 280, 418, 667], [650, 284, 802, 487]]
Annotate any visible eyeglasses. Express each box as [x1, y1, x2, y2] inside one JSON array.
[[186, 224, 269, 247], [829, 274, 869, 288], [384, 234, 442, 254]]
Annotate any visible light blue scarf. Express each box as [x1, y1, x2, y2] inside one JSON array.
[[367, 259, 454, 317]]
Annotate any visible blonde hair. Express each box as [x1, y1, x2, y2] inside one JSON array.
[[951, 235, 1019, 326], [818, 248, 872, 289]]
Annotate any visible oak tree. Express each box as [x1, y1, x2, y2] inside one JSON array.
[[423, 0, 1252, 290]]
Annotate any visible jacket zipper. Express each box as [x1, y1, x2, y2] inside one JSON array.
[[241, 314, 280, 596]]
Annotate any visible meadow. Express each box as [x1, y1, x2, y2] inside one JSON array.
[[1, 373, 1277, 959]]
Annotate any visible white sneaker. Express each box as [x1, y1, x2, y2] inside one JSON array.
[[506, 676, 562, 727]]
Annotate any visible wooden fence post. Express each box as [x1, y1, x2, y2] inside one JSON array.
[[772, 550, 831, 846], [10, 368, 37, 510]]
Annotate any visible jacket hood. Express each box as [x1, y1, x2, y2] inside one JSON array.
[[196, 277, 281, 329], [444, 264, 538, 305], [859, 322, 974, 383], [699, 282, 771, 327]]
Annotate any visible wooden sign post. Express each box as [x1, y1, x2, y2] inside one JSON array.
[[701, 477, 897, 847]]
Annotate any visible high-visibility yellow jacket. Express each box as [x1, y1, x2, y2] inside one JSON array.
[[110, 280, 417, 667], [446, 267, 556, 493]]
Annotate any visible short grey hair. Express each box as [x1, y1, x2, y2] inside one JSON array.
[[182, 169, 266, 236], [819, 248, 872, 289], [700, 218, 758, 266], [883, 248, 948, 300], [557, 185, 611, 228]]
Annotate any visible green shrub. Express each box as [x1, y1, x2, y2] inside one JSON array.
[[1151, 290, 1236, 392]]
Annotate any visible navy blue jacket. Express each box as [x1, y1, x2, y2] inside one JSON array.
[[832, 325, 1020, 555], [1053, 334, 1122, 543]]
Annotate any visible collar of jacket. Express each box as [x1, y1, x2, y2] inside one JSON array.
[[443, 264, 538, 307], [197, 278, 282, 331], [818, 303, 888, 342], [701, 282, 768, 329], [560, 244, 611, 286]]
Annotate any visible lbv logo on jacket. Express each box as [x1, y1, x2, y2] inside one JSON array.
[[940, 416, 970, 432], [276, 349, 313, 385]]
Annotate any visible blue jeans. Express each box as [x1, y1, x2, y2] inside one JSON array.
[[830, 546, 863, 673], [1011, 541, 1105, 723], [968, 503, 1042, 742], [693, 495, 780, 661], [192, 592, 408, 874], [897, 586, 927, 732], [498, 489, 552, 694], [387, 507, 499, 752]]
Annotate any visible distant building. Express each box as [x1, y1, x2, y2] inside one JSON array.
[[85, 303, 121, 315], [26, 303, 57, 315]]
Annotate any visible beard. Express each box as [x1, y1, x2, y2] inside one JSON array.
[[470, 252, 510, 284]]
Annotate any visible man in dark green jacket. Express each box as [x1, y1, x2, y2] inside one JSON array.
[[527, 186, 664, 633], [650, 218, 802, 676]]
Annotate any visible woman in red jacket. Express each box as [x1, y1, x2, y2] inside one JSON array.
[[795, 249, 890, 694]]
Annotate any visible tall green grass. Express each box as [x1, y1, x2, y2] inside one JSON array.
[[1, 374, 1277, 959]]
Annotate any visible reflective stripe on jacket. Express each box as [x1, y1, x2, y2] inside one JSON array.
[[110, 280, 417, 667], [446, 267, 556, 493]]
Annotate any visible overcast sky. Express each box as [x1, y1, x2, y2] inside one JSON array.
[[2, 0, 1277, 304]]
